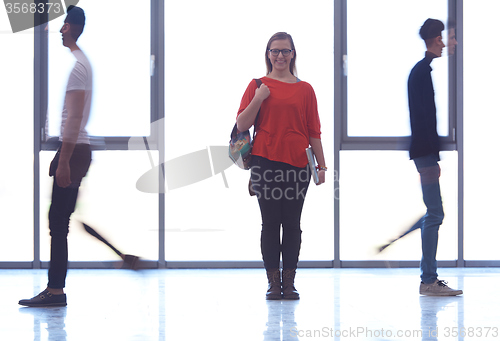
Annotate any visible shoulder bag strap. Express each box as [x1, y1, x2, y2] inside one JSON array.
[[252, 78, 262, 139]]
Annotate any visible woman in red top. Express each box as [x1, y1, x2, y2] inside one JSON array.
[[237, 32, 326, 300]]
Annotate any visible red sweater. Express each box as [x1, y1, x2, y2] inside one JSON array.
[[237, 77, 321, 168]]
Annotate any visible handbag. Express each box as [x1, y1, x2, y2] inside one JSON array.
[[228, 78, 262, 170]]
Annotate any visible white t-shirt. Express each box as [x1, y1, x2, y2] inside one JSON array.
[[59, 49, 93, 144]]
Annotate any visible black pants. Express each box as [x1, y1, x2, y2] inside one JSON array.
[[250, 156, 311, 270], [48, 144, 91, 289]]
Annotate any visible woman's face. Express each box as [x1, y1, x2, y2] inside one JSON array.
[[268, 39, 294, 73]]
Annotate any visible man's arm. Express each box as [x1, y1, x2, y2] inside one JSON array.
[[408, 70, 435, 154], [56, 90, 85, 188]]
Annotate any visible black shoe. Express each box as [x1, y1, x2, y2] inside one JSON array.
[[19, 289, 67, 307]]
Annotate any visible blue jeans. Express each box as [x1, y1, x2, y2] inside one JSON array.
[[413, 154, 444, 284]]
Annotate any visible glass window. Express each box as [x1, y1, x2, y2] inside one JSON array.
[[40, 151, 159, 262], [347, 0, 449, 137], [340, 151, 457, 261], [46, 0, 151, 138], [0, 17, 34, 261], [164, 0, 335, 262], [463, 0, 500, 260]]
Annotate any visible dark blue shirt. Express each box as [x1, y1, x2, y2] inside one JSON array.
[[407, 52, 440, 160]]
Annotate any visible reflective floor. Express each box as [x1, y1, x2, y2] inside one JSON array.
[[1, 268, 499, 340]]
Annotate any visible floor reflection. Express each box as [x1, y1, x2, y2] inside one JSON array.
[[420, 296, 464, 341], [264, 300, 300, 341], [19, 306, 67, 341], [3, 268, 500, 341]]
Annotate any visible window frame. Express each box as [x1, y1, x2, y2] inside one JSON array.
[[334, 0, 467, 268], [339, 0, 457, 152], [32, 1, 165, 269], [4, 0, 496, 269]]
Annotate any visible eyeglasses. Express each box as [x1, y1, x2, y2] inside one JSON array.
[[268, 49, 293, 57]]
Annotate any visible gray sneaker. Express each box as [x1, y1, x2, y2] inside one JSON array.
[[420, 280, 463, 296]]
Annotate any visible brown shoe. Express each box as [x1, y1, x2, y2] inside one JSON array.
[[282, 269, 299, 300], [420, 279, 463, 296], [266, 269, 282, 300]]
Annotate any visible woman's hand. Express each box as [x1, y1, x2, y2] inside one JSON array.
[[316, 169, 326, 185], [236, 83, 270, 132], [255, 83, 270, 101]]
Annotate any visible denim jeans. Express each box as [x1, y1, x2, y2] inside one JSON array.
[[47, 144, 91, 289], [413, 154, 444, 284], [250, 156, 311, 270]]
